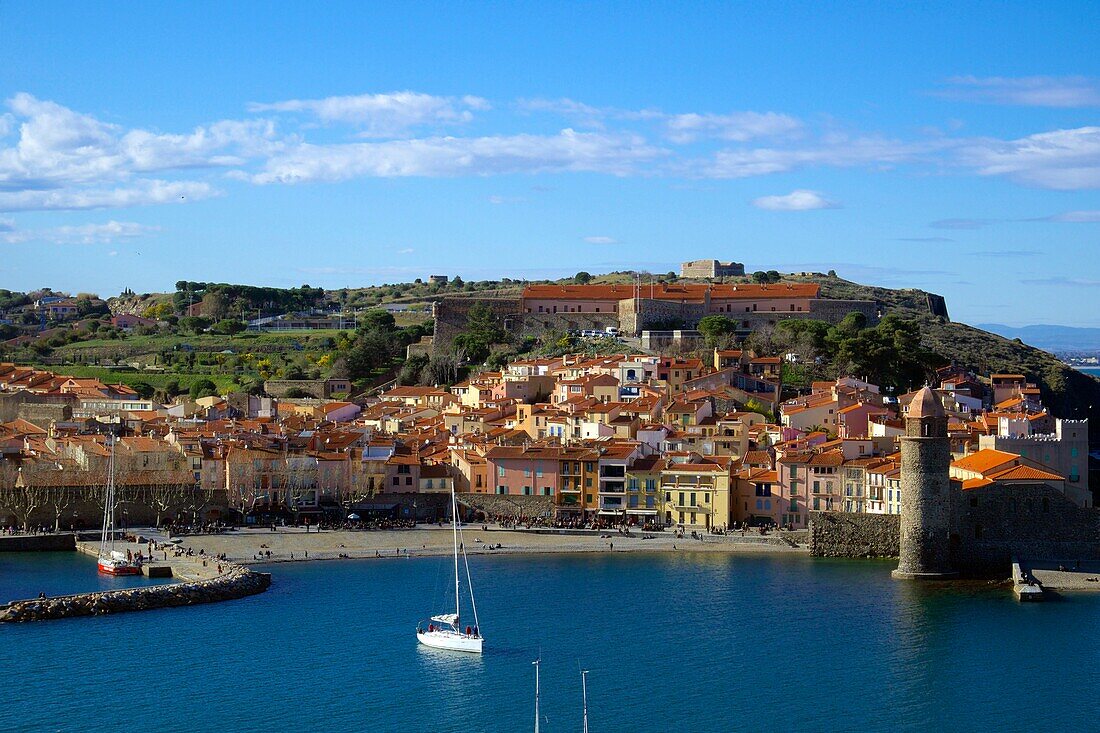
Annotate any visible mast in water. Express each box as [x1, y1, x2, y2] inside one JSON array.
[[533, 658, 541, 733], [582, 669, 590, 733], [451, 485, 460, 622]]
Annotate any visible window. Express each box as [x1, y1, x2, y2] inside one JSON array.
[[392, 476, 399, 486], [756, 499, 763, 510], [497, 486, 506, 494], [498, 466, 505, 477], [536, 467, 543, 478], [679, 492, 685, 506], [524, 468, 531, 477], [690, 492, 696, 505], [523, 486, 532, 495], [405, 476, 412, 485]]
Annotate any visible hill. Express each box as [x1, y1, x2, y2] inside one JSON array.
[[794, 274, 1100, 424]]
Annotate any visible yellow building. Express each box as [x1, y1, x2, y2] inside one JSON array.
[[661, 456, 734, 529]]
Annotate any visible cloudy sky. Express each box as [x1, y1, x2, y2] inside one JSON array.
[[1, 2, 1099, 325]]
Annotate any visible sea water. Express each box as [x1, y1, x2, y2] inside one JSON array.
[[3, 550, 1099, 733]]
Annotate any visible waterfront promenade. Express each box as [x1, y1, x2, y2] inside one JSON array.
[[169, 524, 807, 565]]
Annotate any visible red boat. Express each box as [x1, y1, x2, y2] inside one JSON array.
[[98, 552, 142, 576]]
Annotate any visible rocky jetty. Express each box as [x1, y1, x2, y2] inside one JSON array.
[[0, 564, 270, 623]]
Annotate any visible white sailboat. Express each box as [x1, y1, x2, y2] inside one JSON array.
[[97, 437, 140, 576], [416, 485, 483, 653]]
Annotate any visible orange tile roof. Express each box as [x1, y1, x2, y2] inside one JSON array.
[[951, 449, 1020, 474], [521, 282, 820, 302]]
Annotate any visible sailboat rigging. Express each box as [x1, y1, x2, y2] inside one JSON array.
[[415, 485, 483, 653], [97, 436, 140, 576]]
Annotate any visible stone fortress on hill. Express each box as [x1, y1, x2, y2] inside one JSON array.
[[434, 277, 883, 351]]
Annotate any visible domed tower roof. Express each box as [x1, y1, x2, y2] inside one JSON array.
[[908, 386, 945, 419]]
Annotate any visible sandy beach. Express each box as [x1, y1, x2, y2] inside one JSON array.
[[168, 525, 808, 565]]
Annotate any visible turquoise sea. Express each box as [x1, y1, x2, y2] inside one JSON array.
[[1078, 366, 1100, 377], [3, 550, 1100, 733]]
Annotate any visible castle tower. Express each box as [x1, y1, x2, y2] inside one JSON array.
[[892, 386, 957, 579]]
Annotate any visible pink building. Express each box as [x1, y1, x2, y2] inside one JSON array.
[[484, 445, 563, 496]]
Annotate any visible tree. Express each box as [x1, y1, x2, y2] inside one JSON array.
[[178, 316, 210, 334], [129, 381, 155, 399], [358, 309, 396, 332], [345, 330, 397, 380], [451, 302, 506, 363], [210, 319, 246, 335], [697, 315, 737, 348], [574, 271, 592, 284], [189, 379, 218, 400], [201, 291, 229, 321]]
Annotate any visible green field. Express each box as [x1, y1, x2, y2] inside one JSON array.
[[41, 365, 241, 393]]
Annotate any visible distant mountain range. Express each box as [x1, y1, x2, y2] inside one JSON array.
[[978, 324, 1100, 353]]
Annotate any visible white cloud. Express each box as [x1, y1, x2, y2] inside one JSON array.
[[488, 194, 525, 205], [396, 247, 414, 254], [665, 112, 802, 144], [0, 93, 276, 212], [248, 92, 488, 137], [250, 129, 665, 184], [959, 126, 1100, 189], [695, 135, 940, 179], [583, 235, 618, 244], [1044, 210, 1100, 223], [0, 216, 13, 231], [752, 189, 838, 211], [935, 76, 1100, 107], [0, 179, 216, 212], [1, 219, 159, 244]]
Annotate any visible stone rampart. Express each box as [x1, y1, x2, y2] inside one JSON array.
[[512, 313, 618, 338], [809, 512, 900, 558], [0, 564, 271, 622], [808, 299, 881, 326], [0, 534, 76, 552], [433, 297, 524, 352]]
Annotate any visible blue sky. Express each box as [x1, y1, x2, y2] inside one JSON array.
[[1, 2, 1099, 325]]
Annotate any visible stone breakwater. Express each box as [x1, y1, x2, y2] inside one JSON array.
[[0, 565, 271, 623]]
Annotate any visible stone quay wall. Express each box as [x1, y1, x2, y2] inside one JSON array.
[[458, 493, 555, 520], [0, 534, 77, 552], [0, 564, 271, 623], [808, 512, 900, 558]]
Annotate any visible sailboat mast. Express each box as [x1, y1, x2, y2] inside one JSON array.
[[582, 669, 589, 733], [451, 485, 460, 621], [533, 658, 541, 733]]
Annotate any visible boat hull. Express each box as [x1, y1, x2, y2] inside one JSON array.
[[98, 561, 142, 576], [417, 630, 484, 654]]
